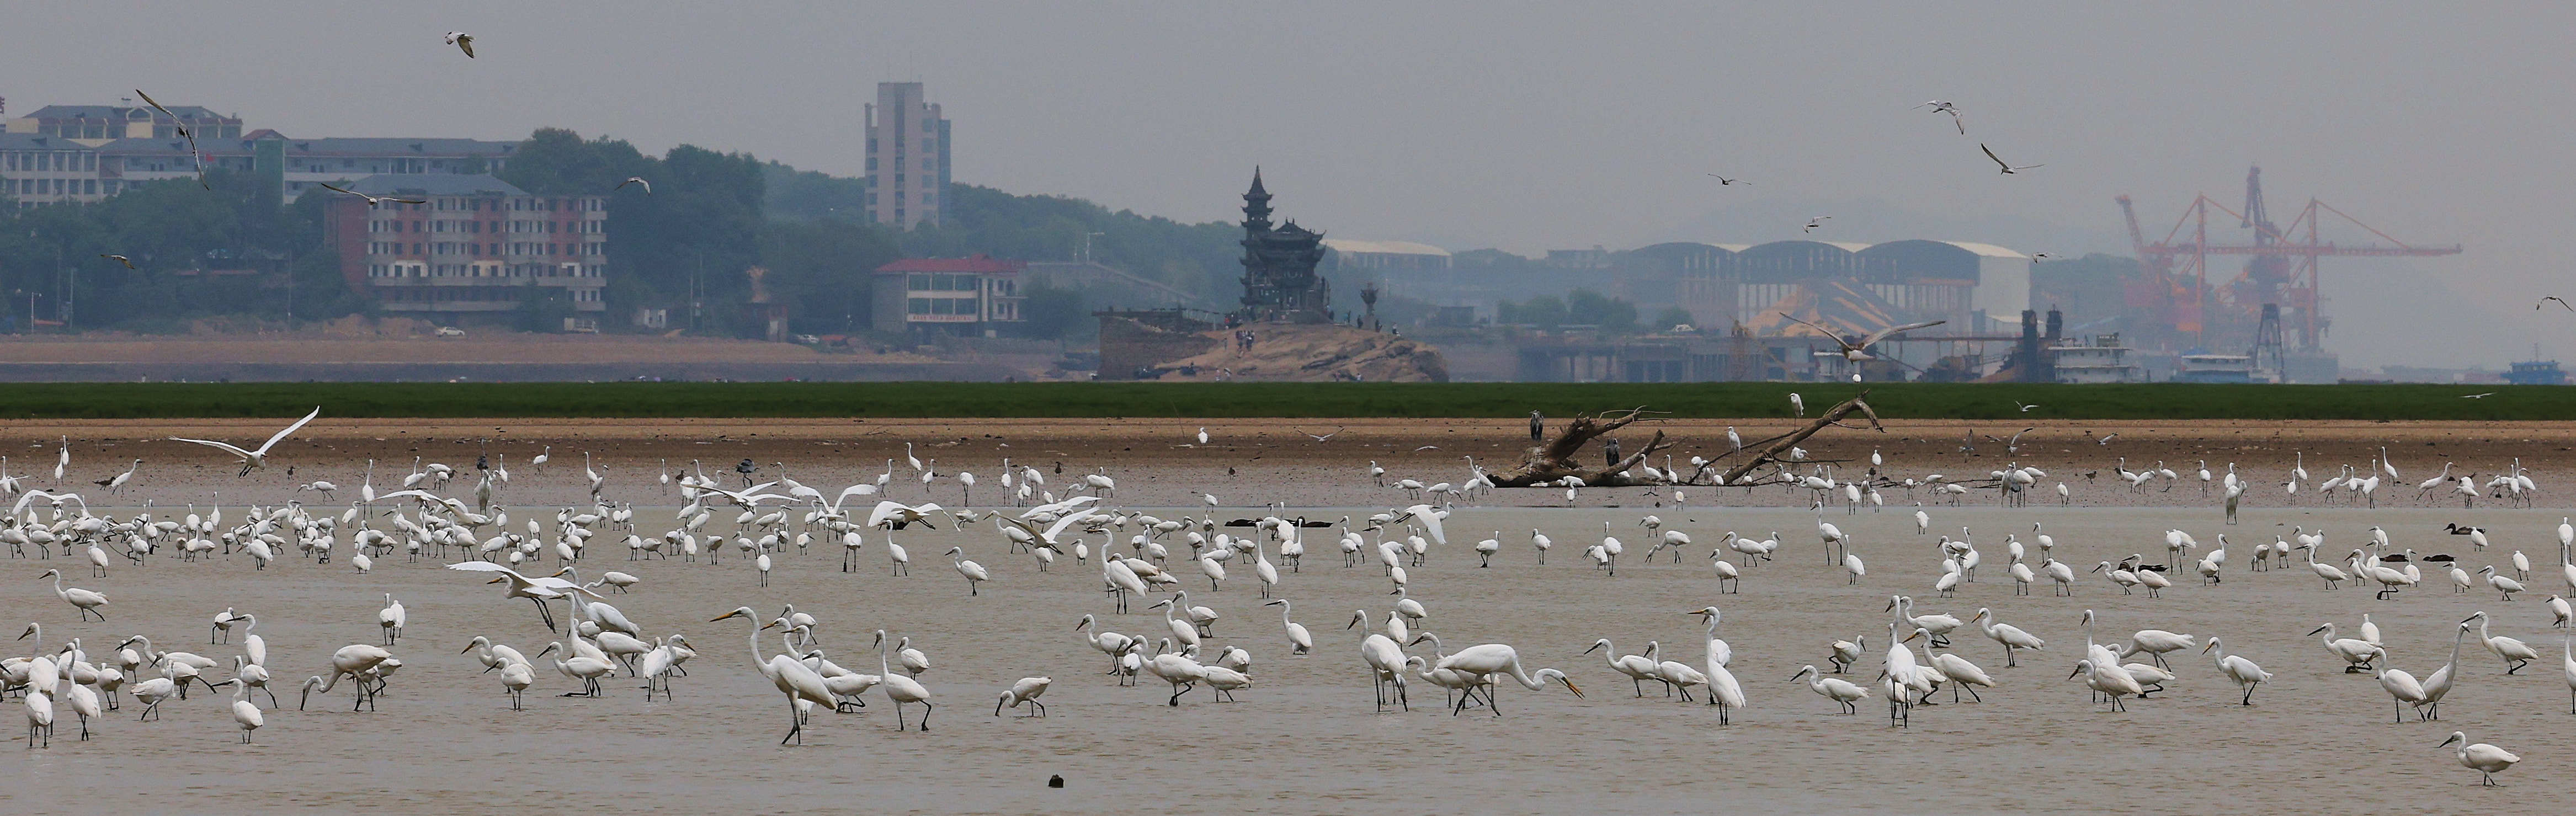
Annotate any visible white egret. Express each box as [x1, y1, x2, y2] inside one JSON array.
[[166, 407, 321, 476], [2436, 731, 2521, 786], [1790, 664, 1867, 714], [996, 676, 1050, 717]]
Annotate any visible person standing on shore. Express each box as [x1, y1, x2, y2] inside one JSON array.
[[1530, 411, 1545, 441]]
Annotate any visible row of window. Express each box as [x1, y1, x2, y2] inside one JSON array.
[[904, 273, 993, 292], [865, 191, 935, 206], [2, 152, 98, 172], [368, 218, 600, 235], [39, 124, 242, 141], [3, 178, 102, 196], [366, 263, 605, 279], [366, 241, 604, 258], [376, 285, 603, 302], [863, 157, 940, 172], [906, 297, 982, 316]]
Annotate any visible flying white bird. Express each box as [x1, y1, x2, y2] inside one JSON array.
[[317, 182, 428, 207], [444, 31, 475, 58], [1980, 143, 2042, 174], [168, 406, 321, 476], [1778, 313, 1945, 362]]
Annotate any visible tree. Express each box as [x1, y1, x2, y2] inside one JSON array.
[[1498, 295, 1568, 328], [1565, 289, 1638, 332], [754, 218, 901, 334]]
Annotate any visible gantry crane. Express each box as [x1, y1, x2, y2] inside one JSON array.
[[2117, 166, 2461, 350]]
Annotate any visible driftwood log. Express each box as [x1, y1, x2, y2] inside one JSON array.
[[1489, 393, 1884, 489], [1714, 390, 1883, 485], [1488, 408, 1673, 488]]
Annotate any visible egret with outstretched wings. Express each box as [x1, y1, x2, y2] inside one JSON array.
[[169, 407, 320, 476]]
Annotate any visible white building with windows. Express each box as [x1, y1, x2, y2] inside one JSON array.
[[870, 254, 1024, 337]]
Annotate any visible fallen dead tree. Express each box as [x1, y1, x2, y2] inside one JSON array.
[[1488, 393, 1885, 489]]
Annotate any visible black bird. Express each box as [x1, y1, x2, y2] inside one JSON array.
[[1048, 775, 1065, 788]]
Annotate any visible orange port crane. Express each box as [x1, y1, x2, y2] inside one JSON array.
[[2117, 166, 2460, 348]]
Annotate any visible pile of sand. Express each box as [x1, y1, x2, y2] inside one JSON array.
[[1162, 323, 1447, 382]]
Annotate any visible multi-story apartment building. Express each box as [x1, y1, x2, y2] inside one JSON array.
[[320, 174, 608, 319], [5, 103, 242, 141], [863, 82, 949, 230], [1, 99, 519, 206]]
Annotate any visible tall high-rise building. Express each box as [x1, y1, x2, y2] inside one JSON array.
[[863, 82, 949, 230]]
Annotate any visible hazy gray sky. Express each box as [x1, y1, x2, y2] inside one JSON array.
[[7, 3, 2570, 367]]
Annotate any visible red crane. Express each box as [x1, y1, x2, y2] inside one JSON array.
[[2117, 166, 2460, 349]]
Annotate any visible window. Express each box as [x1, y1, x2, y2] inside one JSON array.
[[922, 138, 935, 151], [921, 157, 933, 170], [907, 297, 929, 315]]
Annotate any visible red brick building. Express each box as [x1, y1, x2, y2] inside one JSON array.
[[321, 174, 606, 321]]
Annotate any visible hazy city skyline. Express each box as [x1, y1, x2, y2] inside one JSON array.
[[4, 3, 2567, 367]]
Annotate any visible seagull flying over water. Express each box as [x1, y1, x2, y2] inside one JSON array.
[[1297, 428, 1346, 442], [1981, 143, 2042, 174], [99, 254, 135, 269], [2538, 296, 2572, 312], [319, 182, 429, 207], [616, 177, 652, 194], [445, 32, 475, 58], [1803, 216, 1831, 233], [1704, 174, 1748, 186], [2462, 393, 2496, 399]]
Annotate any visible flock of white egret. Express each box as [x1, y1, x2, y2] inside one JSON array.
[[0, 407, 2561, 789]]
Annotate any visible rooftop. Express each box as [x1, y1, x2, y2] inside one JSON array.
[[342, 174, 529, 197], [876, 254, 1025, 274], [1321, 238, 1451, 257]]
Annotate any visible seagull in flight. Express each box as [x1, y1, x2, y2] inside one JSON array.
[[2031, 252, 2062, 261], [444, 31, 476, 58], [99, 254, 135, 269], [1296, 428, 1346, 442], [1704, 174, 1748, 186], [1778, 312, 1944, 362], [135, 88, 210, 189], [2538, 296, 2573, 312], [1803, 216, 1832, 233], [1983, 428, 2034, 455], [167, 406, 322, 477], [1913, 100, 1965, 134], [2462, 393, 2496, 399], [1981, 143, 2042, 174], [2093, 433, 2119, 445], [616, 177, 652, 194], [318, 182, 429, 207], [2016, 402, 2040, 413]]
